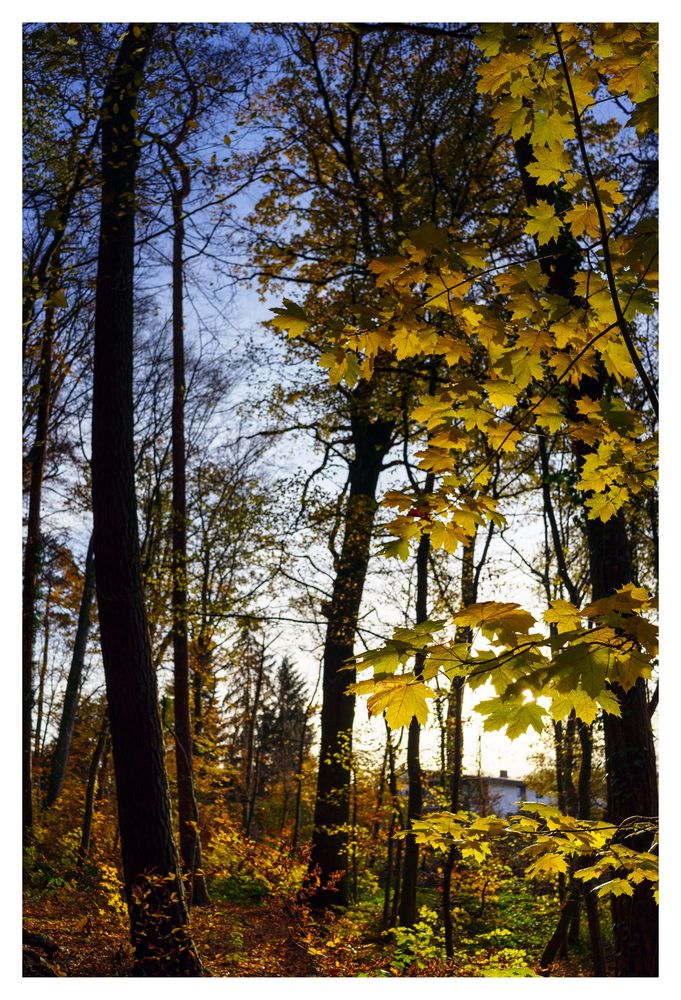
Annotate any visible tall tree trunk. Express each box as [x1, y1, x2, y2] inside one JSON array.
[[193, 637, 210, 744], [22, 278, 57, 840], [246, 733, 263, 836], [91, 23, 201, 974], [306, 407, 393, 908], [291, 721, 307, 853], [34, 580, 52, 761], [589, 520, 658, 977], [398, 523, 431, 927], [169, 161, 209, 906], [575, 721, 607, 976], [371, 742, 388, 842], [514, 134, 658, 978], [78, 715, 109, 869], [280, 779, 290, 835], [45, 536, 95, 807], [381, 722, 401, 928], [443, 536, 474, 957], [243, 640, 266, 836]]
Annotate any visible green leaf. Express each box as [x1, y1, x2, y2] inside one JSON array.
[[382, 538, 411, 561], [475, 696, 547, 739]]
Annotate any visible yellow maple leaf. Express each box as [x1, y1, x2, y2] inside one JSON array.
[[429, 519, 464, 554], [492, 97, 532, 139], [435, 335, 472, 366], [598, 337, 638, 383], [525, 200, 561, 246], [476, 50, 529, 96], [532, 397, 564, 432], [564, 202, 601, 239], [485, 420, 521, 453], [531, 109, 575, 147], [366, 676, 434, 729], [484, 379, 520, 408], [454, 601, 536, 645], [544, 599, 582, 632], [526, 144, 570, 185]]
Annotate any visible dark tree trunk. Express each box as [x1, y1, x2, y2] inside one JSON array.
[[398, 524, 431, 927], [291, 711, 308, 853], [351, 764, 359, 903], [169, 162, 209, 907], [443, 537, 474, 957], [45, 536, 95, 807], [34, 580, 51, 762], [382, 722, 400, 928], [22, 285, 57, 840], [78, 715, 109, 868], [306, 407, 393, 908], [246, 734, 263, 836], [243, 642, 266, 836], [514, 134, 658, 978], [391, 839, 403, 929], [541, 889, 581, 969], [193, 626, 212, 747], [371, 741, 388, 842], [575, 721, 607, 977], [91, 24, 201, 974], [280, 779, 290, 835]]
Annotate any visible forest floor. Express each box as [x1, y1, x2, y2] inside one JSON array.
[[23, 886, 594, 978], [23, 830, 597, 977], [23, 893, 316, 977]]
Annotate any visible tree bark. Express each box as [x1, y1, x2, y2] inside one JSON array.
[[398, 524, 430, 927], [77, 715, 109, 868], [443, 537, 474, 957], [514, 134, 658, 978], [169, 152, 209, 906], [243, 640, 266, 835], [45, 536, 95, 807], [306, 405, 393, 908], [22, 278, 57, 840], [91, 23, 201, 974], [34, 578, 52, 762]]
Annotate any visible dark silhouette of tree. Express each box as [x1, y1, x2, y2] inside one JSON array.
[[90, 23, 201, 974]]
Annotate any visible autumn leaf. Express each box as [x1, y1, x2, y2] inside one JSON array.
[[525, 144, 570, 185], [484, 379, 520, 408], [531, 109, 575, 147], [270, 299, 311, 338], [475, 696, 548, 739], [524, 200, 561, 245], [525, 853, 569, 879], [365, 676, 434, 729], [564, 202, 601, 239], [454, 602, 536, 645], [544, 599, 582, 632]]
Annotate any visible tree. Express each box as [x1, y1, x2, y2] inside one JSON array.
[[22, 270, 58, 839], [258, 657, 312, 835], [307, 19, 657, 973], [45, 535, 95, 807], [255, 22, 512, 907], [90, 23, 201, 974], [159, 26, 210, 908]]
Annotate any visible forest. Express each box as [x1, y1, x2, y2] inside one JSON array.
[[21, 21, 659, 978]]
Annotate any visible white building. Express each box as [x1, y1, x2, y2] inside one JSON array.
[[460, 770, 551, 817]]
